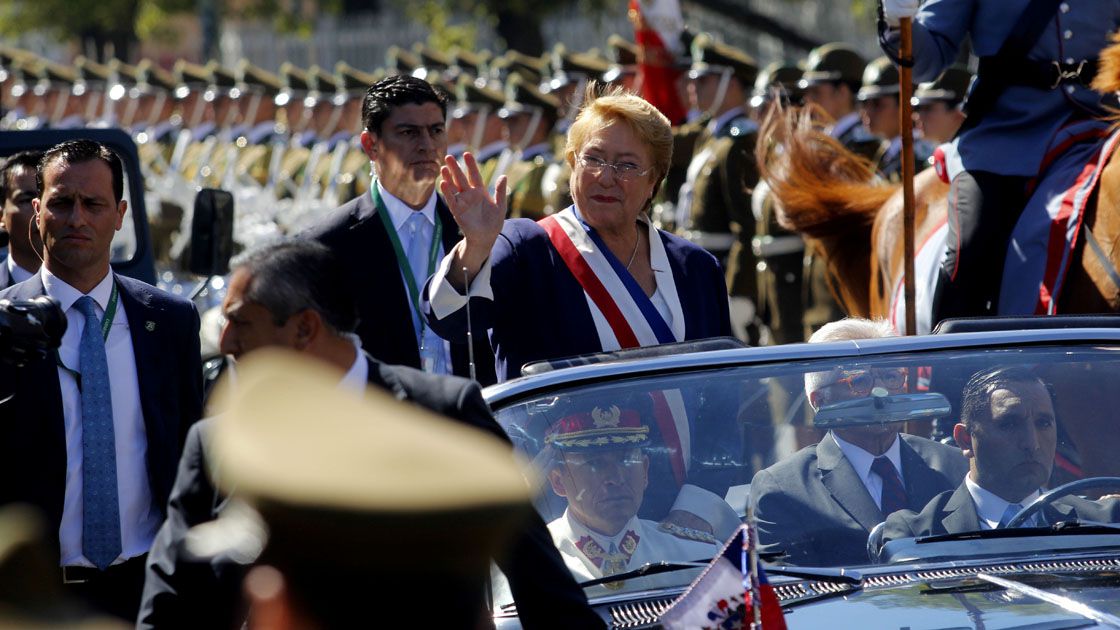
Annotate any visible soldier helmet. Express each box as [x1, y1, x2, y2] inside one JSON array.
[[688, 33, 759, 88], [275, 62, 310, 107], [912, 64, 973, 108], [799, 42, 866, 90], [750, 61, 805, 108], [498, 73, 560, 122], [857, 56, 901, 101]]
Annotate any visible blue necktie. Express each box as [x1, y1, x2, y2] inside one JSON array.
[[997, 503, 1024, 529], [75, 296, 121, 570], [404, 212, 430, 338]]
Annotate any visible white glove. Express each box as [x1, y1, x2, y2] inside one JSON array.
[[882, 0, 920, 27]]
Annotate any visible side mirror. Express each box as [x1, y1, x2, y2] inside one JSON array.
[[188, 188, 235, 277]]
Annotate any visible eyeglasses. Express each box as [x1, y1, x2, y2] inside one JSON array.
[[576, 154, 652, 182], [830, 367, 908, 396]]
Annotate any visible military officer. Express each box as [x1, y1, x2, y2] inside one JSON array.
[[1, 53, 43, 130], [35, 60, 83, 129], [912, 64, 971, 145], [602, 34, 640, 91], [676, 34, 761, 343], [544, 45, 610, 132], [498, 74, 560, 219], [449, 74, 506, 162], [329, 62, 382, 204], [857, 56, 935, 181], [544, 403, 720, 588]]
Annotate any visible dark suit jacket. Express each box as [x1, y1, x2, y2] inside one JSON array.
[[750, 432, 969, 567], [423, 218, 733, 382], [0, 272, 203, 561], [302, 191, 498, 386], [138, 355, 603, 630], [881, 481, 1120, 543]]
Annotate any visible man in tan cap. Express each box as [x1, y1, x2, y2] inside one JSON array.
[[206, 347, 534, 628], [139, 239, 602, 629]]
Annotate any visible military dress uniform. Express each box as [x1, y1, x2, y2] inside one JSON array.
[[497, 75, 560, 220], [857, 56, 936, 182]]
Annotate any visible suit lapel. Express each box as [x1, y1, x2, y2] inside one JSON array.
[[899, 436, 951, 510], [117, 276, 165, 452], [818, 434, 883, 531], [940, 483, 981, 534]]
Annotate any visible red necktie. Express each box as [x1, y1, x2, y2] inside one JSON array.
[[871, 456, 908, 517]]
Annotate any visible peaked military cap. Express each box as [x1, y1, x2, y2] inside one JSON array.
[[386, 45, 421, 76], [108, 59, 138, 87], [688, 33, 759, 88], [73, 56, 110, 96], [913, 64, 973, 107], [136, 59, 176, 93], [413, 43, 453, 73], [800, 42, 866, 88], [336, 61, 381, 93], [276, 62, 310, 106], [750, 61, 805, 107], [208, 62, 238, 89], [34, 59, 76, 98], [857, 56, 901, 101], [544, 404, 651, 452], [455, 74, 505, 112], [173, 59, 210, 99], [548, 44, 610, 86], [237, 60, 282, 96], [206, 348, 533, 574], [607, 34, 639, 67], [498, 72, 560, 119], [452, 48, 491, 77], [500, 50, 548, 85], [308, 64, 339, 95]]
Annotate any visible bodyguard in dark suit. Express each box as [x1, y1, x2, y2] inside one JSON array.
[[0, 140, 202, 621], [0, 150, 43, 288], [139, 240, 602, 629], [750, 318, 967, 567], [302, 74, 496, 385], [882, 366, 1120, 544]]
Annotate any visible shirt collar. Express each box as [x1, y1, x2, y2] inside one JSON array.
[[563, 508, 640, 551], [7, 256, 35, 284], [376, 180, 437, 232], [965, 475, 1041, 529], [831, 431, 904, 486], [831, 111, 862, 139], [41, 266, 114, 313], [337, 334, 369, 394], [476, 140, 508, 162], [520, 142, 552, 160], [708, 105, 745, 134]]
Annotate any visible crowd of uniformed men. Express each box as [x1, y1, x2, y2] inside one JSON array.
[[0, 34, 972, 346]]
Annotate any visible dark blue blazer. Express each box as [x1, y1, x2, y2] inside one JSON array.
[[423, 218, 733, 382], [303, 191, 498, 386], [0, 272, 203, 560]]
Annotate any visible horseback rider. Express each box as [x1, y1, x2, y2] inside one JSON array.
[[880, 0, 1120, 322]]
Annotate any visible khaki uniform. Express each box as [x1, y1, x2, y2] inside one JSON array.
[[505, 143, 553, 220]]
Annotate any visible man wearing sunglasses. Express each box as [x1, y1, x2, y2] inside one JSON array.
[[750, 318, 969, 566]]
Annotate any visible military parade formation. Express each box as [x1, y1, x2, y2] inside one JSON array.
[[0, 34, 973, 347]]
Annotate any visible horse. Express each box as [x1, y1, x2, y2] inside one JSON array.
[[756, 47, 1120, 328]]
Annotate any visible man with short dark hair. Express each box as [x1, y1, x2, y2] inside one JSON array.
[[0, 139, 203, 621], [881, 366, 1120, 542], [303, 75, 495, 384], [139, 239, 602, 629], [0, 150, 43, 287]]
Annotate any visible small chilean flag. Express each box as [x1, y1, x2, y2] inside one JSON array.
[[661, 524, 787, 630], [629, 0, 687, 124]]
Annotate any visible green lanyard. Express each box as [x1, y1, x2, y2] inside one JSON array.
[[371, 182, 443, 333], [56, 281, 119, 391]]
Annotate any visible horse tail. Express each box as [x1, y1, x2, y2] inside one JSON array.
[[756, 104, 899, 239]]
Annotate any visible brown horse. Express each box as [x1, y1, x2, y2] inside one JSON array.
[[757, 54, 1120, 324]]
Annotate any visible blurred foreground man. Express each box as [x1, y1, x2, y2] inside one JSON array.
[[750, 318, 967, 566], [204, 349, 535, 628], [139, 240, 602, 629], [882, 366, 1120, 542], [0, 140, 203, 621], [0, 150, 43, 287]]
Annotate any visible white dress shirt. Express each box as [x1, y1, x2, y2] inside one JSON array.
[[832, 432, 905, 511], [5, 255, 34, 286], [377, 181, 452, 375], [706, 104, 746, 135], [965, 475, 1041, 530], [44, 268, 161, 567], [337, 334, 370, 393]]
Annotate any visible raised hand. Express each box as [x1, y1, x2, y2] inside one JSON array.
[[440, 152, 508, 287]]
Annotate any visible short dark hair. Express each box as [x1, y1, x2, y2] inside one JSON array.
[[37, 140, 124, 203], [0, 150, 42, 201], [230, 239, 359, 335], [960, 366, 1054, 430], [361, 75, 448, 135]]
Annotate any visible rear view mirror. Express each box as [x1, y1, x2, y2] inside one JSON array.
[[188, 188, 235, 277], [812, 392, 952, 429]]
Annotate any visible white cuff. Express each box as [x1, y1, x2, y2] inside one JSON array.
[[671, 483, 743, 540], [427, 242, 496, 320]]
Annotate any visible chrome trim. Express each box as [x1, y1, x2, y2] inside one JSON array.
[[484, 328, 1120, 407], [977, 572, 1120, 628]]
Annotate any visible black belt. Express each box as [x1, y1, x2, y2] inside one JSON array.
[[978, 56, 1098, 91], [61, 554, 147, 584]]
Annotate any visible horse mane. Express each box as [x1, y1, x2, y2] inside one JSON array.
[[756, 104, 900, 316], [1092, 32, 1120, 129]]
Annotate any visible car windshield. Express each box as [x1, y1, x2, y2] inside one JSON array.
[[490, 342, 1120, 604]]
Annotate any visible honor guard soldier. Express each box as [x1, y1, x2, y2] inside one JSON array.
[[750, 62, 809, 345], [1, 52, 42, 130], [133, 60, 178, 145], [71, 56, 112, 127], [676, 34, 760, 343], [36, 60, 82, 129], [412, 43, 454, 83], [498, 74, 560, 219], [104, 60, 139, 131], [172, 60, 216, 139], [545, 44, 611, 132], [386, 44, 422, 77], [797, 43, 873, 339], [203, 350, 536, 628], [912, 64, 971, 145], [450, 48, 491, 82], [602, 34, 640, 90], [450, 74, 506, 164], [228, 62, 283, 189], [330, 62, 383, 204], [857, 56, 935, 181]]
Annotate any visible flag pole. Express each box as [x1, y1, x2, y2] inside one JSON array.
[[746, 507, 761, 629], [899, 17, 918, 336]]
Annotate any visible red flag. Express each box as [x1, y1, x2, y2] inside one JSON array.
[[629, 0, 687, 124]]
